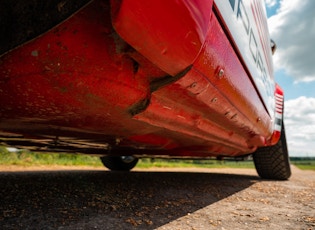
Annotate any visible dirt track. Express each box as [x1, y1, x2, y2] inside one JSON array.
[[0, 165, 314, 229]]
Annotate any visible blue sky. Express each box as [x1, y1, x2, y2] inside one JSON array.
[[265, 0, 315, 156], [275, 70, 315, 100]]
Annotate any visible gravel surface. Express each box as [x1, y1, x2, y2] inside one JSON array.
[[0, 165, 314, 229]]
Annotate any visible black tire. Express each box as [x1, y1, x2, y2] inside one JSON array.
[[100, 156, 138, 171], [253, 123, 291, 180]]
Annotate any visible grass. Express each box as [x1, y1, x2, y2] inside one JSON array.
[[137, 158, 255, 169], [0, 146, 254, 169], [0, 147, 103, 167], [290, 160, 315, 171], [0, 146, 314, 170]]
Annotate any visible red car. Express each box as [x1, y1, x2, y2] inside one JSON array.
[[0, 0, 291, 179]]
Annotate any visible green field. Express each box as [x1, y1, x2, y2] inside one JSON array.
[[0, 146, 314, 170], [0, 147, 103, 167], [137, 158, 255, 169], [290, 158, 315, 171], [0, 147, 254, 168]]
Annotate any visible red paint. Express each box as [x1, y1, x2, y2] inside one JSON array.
[[0, 0, 281, 157], [111, 0, 213, 75]]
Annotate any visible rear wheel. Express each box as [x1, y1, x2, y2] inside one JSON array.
[[100, 156, 138, 171], [253, 123, 291, 180]]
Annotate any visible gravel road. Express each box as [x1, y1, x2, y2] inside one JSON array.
[[0, 165, 314, 230]]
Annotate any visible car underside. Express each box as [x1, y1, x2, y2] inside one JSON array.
[[0, 0, 291, 179]]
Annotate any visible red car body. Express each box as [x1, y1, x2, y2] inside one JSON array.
[[0, 0, 290, 178]]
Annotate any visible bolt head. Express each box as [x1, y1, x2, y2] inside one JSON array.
[[218, 69, 224, 78], [211, 98, 218, 103]]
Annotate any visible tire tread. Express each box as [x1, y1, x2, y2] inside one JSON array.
[[100, 156, 138, 171], [253, 125, 291, 180]]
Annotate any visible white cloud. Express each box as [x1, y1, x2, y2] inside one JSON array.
[[265, 0, 277, 8], [268, 0, 315, 83], [284, 96, 315, 156]]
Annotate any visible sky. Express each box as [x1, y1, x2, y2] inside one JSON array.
[[265, 0, 315, 156]]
